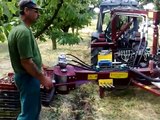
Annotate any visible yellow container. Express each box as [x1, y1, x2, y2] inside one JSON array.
[[98, 53, 112, 62]]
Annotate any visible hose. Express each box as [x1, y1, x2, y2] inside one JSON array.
[[129, 68, 160, 82], [66, 54, 91, 68], [71, 60, 93, 70]]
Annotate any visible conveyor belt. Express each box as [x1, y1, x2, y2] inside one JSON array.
[[0, 73, 55, 119]]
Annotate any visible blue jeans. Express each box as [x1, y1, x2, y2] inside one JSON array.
[[14, 73, 41, 120]]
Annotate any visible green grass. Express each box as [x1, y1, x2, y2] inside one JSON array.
[[0, 21, 160, 120]]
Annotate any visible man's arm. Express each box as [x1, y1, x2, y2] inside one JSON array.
[[21, 58, 53, 89]]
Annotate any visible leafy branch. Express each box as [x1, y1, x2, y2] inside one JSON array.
[[35, 0, 64, 38]]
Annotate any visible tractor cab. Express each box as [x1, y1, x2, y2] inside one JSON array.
[[91, 0, 139, 40]]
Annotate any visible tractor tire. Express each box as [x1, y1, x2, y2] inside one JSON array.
[[91, 39, 103, 66]]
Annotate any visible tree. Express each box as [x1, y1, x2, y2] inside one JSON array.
[[34, 0, 98, 49], [0, 0, 103, 49], [139, 0, 160, 10]]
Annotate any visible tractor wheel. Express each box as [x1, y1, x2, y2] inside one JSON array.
[[91, 38, 103, 66]]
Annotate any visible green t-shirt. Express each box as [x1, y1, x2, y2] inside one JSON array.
[[8, 22, 42, 73]]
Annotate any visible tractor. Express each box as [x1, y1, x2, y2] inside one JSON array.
[[47, 0, 160, 97], [91, 0, 149, 68]]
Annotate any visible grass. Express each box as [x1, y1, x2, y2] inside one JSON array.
[[40, 83, 160, 120], [0, 42, 13, 77], [0, 20, 160, 120]]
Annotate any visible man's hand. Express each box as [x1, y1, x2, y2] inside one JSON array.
[[40, 76, 53, 90], [21, 58, 53, 90]]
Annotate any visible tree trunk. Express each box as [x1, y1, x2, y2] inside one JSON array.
[[72, 27, 75, 34], [52, 39, 57, 50], [76, 27, 79, 34], [62, 25, 70, 33]]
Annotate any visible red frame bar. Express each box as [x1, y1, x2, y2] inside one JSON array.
[[112, 9, 148, 15], [152, 11, 160, 55], [114, 22, 132, 41], [132, 80, 160, 96], [91, 42, 114, 48]]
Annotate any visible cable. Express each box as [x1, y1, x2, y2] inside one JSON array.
[[111, 67, 160, 90], [129, 68, 160, 82], [132, 38, 144, 68], [71, 60, 93, 70], [66, 54, 91, 68]]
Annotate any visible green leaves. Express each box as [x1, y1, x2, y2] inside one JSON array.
[[2, 2, 12, 21], [57, 33, 81, 45], [0, 0, 18, 42], [0, 1, 17, 21], [56, 0, 93, 29], [47, 28, 81, 46], [0, 5, 3, 17], [0, 26, 7, 42], [139, 0, 160, 10], [7, 2, 17, 15]]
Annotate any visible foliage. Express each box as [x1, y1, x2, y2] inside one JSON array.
[[0, 0, 98, 45], [1, 0, 158, 46], [57, 33, 82, 45], [139, 0, 160, 10], [34, 0, 98, 48], [0, 0, 96, 47], [0, 0, 19, 42]]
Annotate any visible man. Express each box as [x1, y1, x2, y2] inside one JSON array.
[[8, 0, 53, 120]]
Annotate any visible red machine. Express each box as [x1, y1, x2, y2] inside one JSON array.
[[89, 0, 160, 97], [48, 7, 160, 98], [51, 4, 160, 98]]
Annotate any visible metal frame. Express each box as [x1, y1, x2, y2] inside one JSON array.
[[0, 9, 159, 100]]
